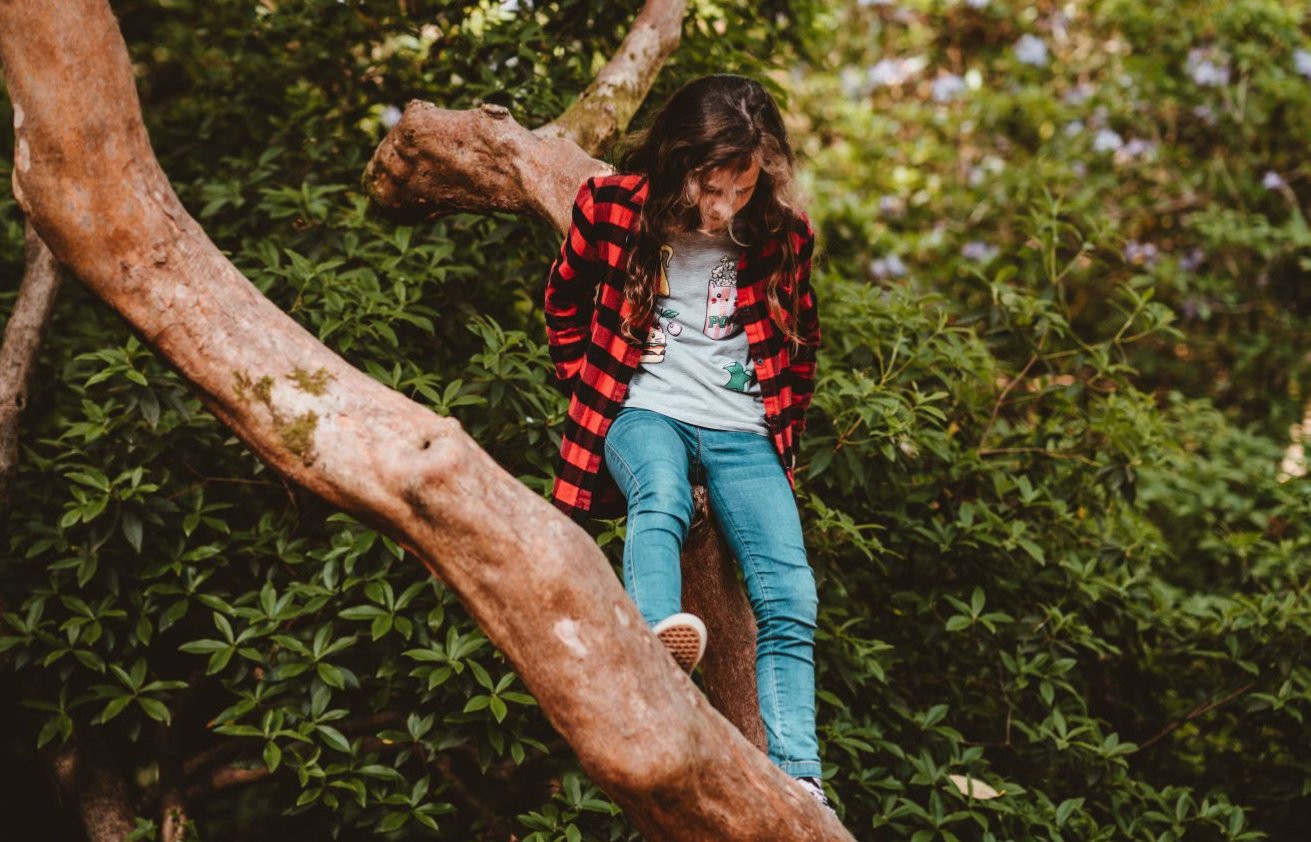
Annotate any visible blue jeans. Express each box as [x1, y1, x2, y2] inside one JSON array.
[[603, 406, 821, 778]]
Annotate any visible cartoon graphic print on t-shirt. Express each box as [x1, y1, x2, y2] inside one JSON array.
[[721, 360, 759, 393], [704, 257, 739, 340], [642, 244, 755, 394], [639, 306, 680, 365]]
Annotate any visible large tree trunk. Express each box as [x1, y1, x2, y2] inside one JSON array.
[[0, 1, 848, 838]]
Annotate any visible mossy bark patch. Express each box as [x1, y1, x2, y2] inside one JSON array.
[[287, 366, 334, 396], [233, 369, 319, 465]]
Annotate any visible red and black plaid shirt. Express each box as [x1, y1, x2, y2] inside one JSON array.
[[544, 172, 819, 522]]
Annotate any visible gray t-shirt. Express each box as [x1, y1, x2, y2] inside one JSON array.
[[621, 228, 767, 435]]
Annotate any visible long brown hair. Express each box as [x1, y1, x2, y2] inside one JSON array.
[[613, 74, 809, 347]]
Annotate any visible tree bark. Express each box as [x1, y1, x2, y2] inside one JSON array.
[[51, 732, 137, 842], [0, 220, 62, 506], [535, 0, 688, 155], [0, 1, 848, 838], [364, 0, 687, 228], [363, 99, 610, 231]]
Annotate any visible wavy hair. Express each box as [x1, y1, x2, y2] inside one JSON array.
[[612, 74, 808, 347]]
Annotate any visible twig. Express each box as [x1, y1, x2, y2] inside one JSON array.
[[977, 352, 1038, 452], [1135, 680, 1258, 751]]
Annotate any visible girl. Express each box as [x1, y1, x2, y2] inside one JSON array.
[[543, 74, 825, 805]]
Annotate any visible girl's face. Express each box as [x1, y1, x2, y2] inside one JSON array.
[[692, 157, 760, 234]]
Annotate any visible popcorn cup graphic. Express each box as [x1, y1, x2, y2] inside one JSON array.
[[703, 257, 739, 340]]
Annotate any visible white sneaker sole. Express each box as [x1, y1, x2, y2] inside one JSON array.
[[652, 612, 707, 674]]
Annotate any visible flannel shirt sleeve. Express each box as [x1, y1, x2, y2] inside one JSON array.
[[544, 178, 602, 396], [789, 215, 820, 436]]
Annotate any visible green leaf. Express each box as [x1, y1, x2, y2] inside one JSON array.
[[179, 639, 228, 654], [138, 697, 172, 723], [463, 695, 491, 714], [338, 605, 386, 621], [121, 510, 143, 552], [489, 695, 508, 723], [264, 740, 282, 772], [1055, 797, 1083, 826], [317, 725, 351, 754], [377, 811, 407, 833], [96, 695, 133, 724], [317, 662, 346, 689]]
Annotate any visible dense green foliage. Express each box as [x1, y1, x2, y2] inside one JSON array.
[[2, 1, 1310, 840]]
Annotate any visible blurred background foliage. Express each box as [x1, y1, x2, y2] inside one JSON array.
[[2, 0, 1311, 839]]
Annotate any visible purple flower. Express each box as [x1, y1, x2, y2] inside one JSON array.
[[966, 0, 990, 7], [868, 56, 927, 87], [1295, 49, 1311, 80], [879, 195, 906, 216], [961, 241, 999, 263], [1063, 82, 1094, 106], [932, 73, 966, 102], [1179, 247, 1205, 272], [840, 66, 869, 98], [380, 105, 403, 129], [870, 254, 909, 279], [1093, 128, 1124, 153], [1013, 34, 1049, 67], [1262, 170, 1287, 190], [1186, 48, 1230, 87], [1123, 240, 1159, 268], [1192, 104, 1216, 125], [1115, 138, 1158, 166], [1064, 120, 1084, 137]]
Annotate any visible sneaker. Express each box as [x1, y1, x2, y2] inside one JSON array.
[[796, 776, 831, 809], [651, 612, 707, 674]]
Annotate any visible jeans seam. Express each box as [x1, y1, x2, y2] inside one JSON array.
[[604, 434, 644, 601]]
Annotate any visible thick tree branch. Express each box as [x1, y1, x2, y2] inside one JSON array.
[[0, 220, 62, 506], [363, 100, 608, 232], [0, 1, 848, 837], [364, 0, 687, 232]]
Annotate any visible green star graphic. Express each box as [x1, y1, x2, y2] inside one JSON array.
[[722, 361, 754, 393]]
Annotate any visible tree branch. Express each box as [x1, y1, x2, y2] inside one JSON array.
[[535, 0, 688, 155], [0, 220, 63, 506], [184, 765, 270, 802], [0, 1, 848, 837], [364, 0, 688, 233]]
